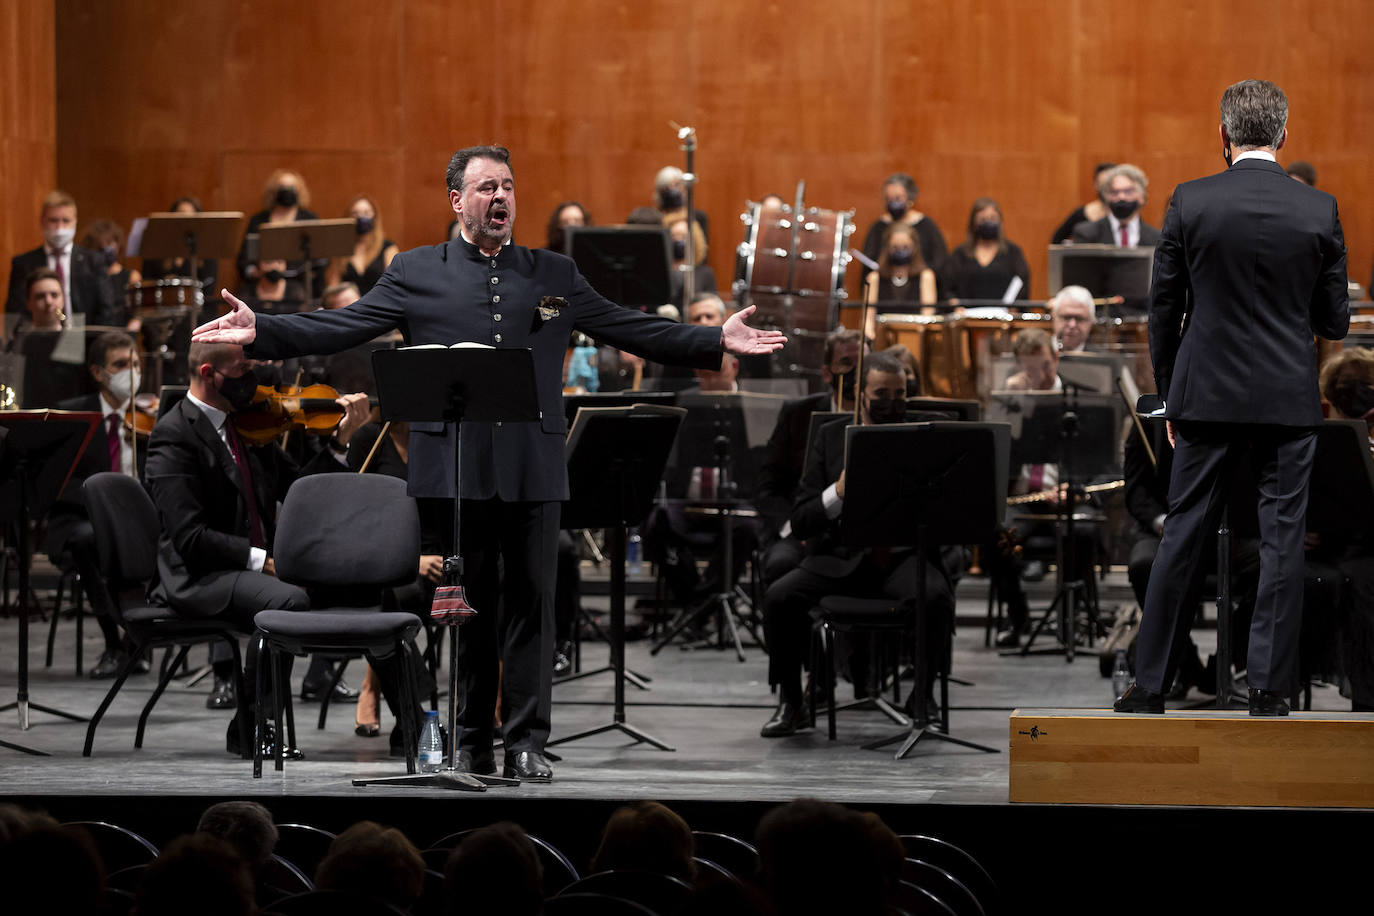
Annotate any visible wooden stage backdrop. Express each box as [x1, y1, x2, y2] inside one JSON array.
[[21, 1, 1374, 302]]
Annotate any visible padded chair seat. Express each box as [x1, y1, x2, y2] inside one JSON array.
[[817, 595, 909, 626], [254, 610, 421, 642], [121, 605, 241, 629]]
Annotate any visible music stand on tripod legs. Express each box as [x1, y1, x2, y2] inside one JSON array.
[[546, 404, 687, 753], [353, 346, 539, 791], [838, 421, 1007, 759]]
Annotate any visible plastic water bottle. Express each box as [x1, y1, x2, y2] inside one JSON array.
[[417, 710, 444, 773], [627, 528, 643, 577], [1111, 649, 1132, 703]]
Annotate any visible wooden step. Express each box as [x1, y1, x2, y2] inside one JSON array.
[[1009, 707, 1374, 808]]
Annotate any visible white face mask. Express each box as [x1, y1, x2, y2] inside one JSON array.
[[105, 367, 140, 405], [45, 226, 76, 251]]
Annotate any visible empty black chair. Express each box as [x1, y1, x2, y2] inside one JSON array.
[[80, 473, 250, 757], [559, 870, 692, 916], [901, 858, 984, 916], [808, 595, 915, 739], [251, 474, 425, 776], [62, 820, 159, 871], [272, 824, 337, 878], [899, 835, 998, 914], [689, 831, 759, 882]]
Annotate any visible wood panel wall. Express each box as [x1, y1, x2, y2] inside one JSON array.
[[2, 0, 56, 280], [52, 0, 1374, 302]]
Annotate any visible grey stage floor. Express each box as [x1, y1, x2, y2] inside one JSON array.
[[0, 570, 1353, 805]]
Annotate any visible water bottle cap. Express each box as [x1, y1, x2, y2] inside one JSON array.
[[424, 710, 439, 718]]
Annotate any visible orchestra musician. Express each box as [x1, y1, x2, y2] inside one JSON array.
[[144, 341, 372, 755], [1116, 79, 1349, 716], [1048, 285, 1096, 353], [5, 190, 118, 324], [1069, 164, 1161, 247], [759, 351, 957, 737], [192, 144, 784, 781]]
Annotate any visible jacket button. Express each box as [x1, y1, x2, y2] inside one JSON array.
[[493, 313, 502, 322], [494, 333, 502, 343], [490, 276, 499, 285], [492, 294, 500, 303]]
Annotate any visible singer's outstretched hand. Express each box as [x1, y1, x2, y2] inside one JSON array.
[[722, 305, 787, 355], [192, 289, 258, 345]]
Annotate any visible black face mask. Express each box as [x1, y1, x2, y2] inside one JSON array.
[[659, 188, 684, 210], [888, 248, 914, 266], [887, 201, 907, 220], [974, 220, 1000, 241], [1109, 199, 1140, 220], [263, 269, 285, 283], [100, 244, 118, 268], [274, 186, 299, 208], [1330, 381, 1374, 420], [355, 216, 375, 236], [865, 395, 907, 425], [671, 238, 687, 261], [216, 367, 259, 411]]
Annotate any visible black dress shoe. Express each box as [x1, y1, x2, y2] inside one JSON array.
[[457, 748, 497, 775], [504, 750, 553, 782], [760, 699, 805, 737], [225, 720, 304, 760], [552, 640, 574, 677], [1248, 688, 1290, 717], [1114, 683, 1165, 713], [994, 627, 1022, 649], [206, 676, 237, 710], [300, 678, 359, 703], [89, 649, 126, 679]]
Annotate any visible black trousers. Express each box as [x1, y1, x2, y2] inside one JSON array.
[[763, 550, 954, 704], [455, 498, 558, 755], [1137, 422, 1316, 694]]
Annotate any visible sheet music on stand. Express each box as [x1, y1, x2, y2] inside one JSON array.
[[663, 391, 788, 498]]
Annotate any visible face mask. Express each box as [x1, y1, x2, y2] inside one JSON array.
[[1109, 199, 1140, 220], [887, 201, 907, 220], [105, 367, 139, 404], [865, 395, 907, 425], [888, 248, 914, 266], [975, 220, 1000, 241], [1330, 381, 1374, 420], [274, 186, 299, 208], [45, 226, 75, 250], [216, 367, 260, 411], [659, 188, 684, 210], [101, 244, 119, 266], [671, 238, 687, 261], [263, 268, 285, 283], [355, 216, 375, 236]]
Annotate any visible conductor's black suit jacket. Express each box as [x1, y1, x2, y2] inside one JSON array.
[[249, 236, 723, 501], [5, 246, 118, 324], [144, 396, 338, 617], [1150, 157, 1349, 424]]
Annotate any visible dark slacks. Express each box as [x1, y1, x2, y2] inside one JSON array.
[[456, 498, 558, 755], [763, 550, 954, 704], [1136, 421, 1316, 694]]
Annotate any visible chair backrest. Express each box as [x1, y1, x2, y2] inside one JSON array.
[[892, 879, 958, 916], [901, 858, 985, 916], [898, 835, 997, 913], [274, 474, 419, 591], [430, 827, 579, 898], [560, 870, 692, 915], [273, 823, 338, 878], [264, 853, 315, 897], [63, 820, 159, 871], [82, 473, 160, 585], [692, 856, 739, 886], [689, 831, 759, 881]]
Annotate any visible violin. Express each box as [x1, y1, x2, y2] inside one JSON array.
[[123, 394, 159, 439], [233, 383, 361, 446]]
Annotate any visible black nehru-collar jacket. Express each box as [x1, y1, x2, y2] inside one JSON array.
[[251, 234, 723, 501]]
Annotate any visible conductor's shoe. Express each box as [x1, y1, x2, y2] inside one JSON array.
[[504, 750, 553, 782], [206, 675, 237, 710], [1113, 683, 1165, 713], [456, 748, 496, 775], [1248, 688, 1290, 717], [760, 699, 804, 737]]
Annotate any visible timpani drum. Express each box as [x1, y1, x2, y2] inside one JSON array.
[[126, 278, 205, 311], [1101, 315, 1153, 393], [881, 311, 1050, 400]]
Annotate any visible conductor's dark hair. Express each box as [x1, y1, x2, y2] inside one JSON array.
[[445, 145, 512, 194], [1220, 79, 1288, 149]]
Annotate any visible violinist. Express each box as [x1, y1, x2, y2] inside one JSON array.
[[47, 331, 150, 677], [144, 341, 374, 756]]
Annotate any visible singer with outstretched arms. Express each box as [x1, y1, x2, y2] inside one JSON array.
[[1114, 80, 1349, 717], [193, 145, 785, 780]]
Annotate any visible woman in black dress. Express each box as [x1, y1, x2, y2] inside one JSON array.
[[863, 222, 937, 311], [938, 198, 1030, 303], [234, 169, 321, 293], [326, 195, 400, 296]]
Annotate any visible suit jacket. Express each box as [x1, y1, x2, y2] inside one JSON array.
[[756, 391, 831, 533], [144, 396, 339, 616], [250, 236, 723, 501], [789, 415, 869, 577], [1071, 216, 1162, 247], [6, 245, 118, 324], [1149, 157, 1349, 426], [45, 393, 147, 556]]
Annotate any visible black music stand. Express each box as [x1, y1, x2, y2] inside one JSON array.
[[546, 405, 685, 752], [0, 410, 100, 754], [353, 346, 538, 791], [838, 422, 1006, 758], [258, 220, 356, 310], [567, 226, 671, 308]]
